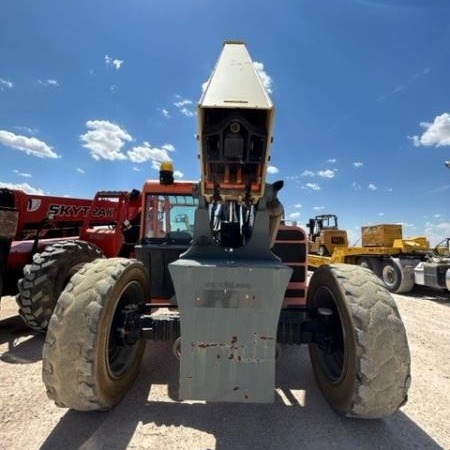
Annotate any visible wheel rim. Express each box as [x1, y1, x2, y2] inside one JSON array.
[[107, 281, 144, 379], [382, 264, 397, 288], [312, 286, 346, 383]]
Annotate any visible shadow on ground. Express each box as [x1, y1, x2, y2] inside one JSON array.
[[0, 313, 43, 364], [39, 342, 444, 450], [400, 286, 450, 306]]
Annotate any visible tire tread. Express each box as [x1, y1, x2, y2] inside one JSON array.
[[311, 264, 411, 418], [43, 258, 145, 411], [17, 240, 104, 331]]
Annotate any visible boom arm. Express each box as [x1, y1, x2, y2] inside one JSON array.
[[196, 40, 282, 250], [169, 41, 292, 403]]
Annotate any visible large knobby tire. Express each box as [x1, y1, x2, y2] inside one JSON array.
[[307, 263, 411, 418], [42, 258, 149, 411], [17, 240, 104, 331]]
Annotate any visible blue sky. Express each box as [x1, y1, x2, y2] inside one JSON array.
[[1, 0, 449, 245]]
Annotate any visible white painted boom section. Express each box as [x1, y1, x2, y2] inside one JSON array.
[[199, 41, 273, 109]]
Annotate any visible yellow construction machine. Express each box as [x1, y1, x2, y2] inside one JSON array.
[[308, 223, 450, 294], [306, 214, 348, 256]]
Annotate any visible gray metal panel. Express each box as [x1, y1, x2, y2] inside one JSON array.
[[169, 259, 292, 403]]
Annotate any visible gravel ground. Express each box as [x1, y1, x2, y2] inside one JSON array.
[[1, 286, 449, 450]]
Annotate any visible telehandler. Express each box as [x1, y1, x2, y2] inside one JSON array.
[[0, 187, 133, 302], [42, 41, 410, 418], [16, 189, 142, 330]]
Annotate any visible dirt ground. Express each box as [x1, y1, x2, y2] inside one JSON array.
[[1, 286, 449, 450]]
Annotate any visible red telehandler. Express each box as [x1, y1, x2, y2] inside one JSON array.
[[0, 188, 142, 331], [0, 188, 97, 299], [15, 189, 142, 330], [39, 42, 411, 419]]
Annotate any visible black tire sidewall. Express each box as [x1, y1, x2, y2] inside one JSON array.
[[93, 264, 147, 408], [307, 266, 358, 415]]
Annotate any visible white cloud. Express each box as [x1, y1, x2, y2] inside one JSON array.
[[0, 181, 44, 195], [38, 79, 59, 87], [313, 206, 325, 211], [13, 169, 32, 178], [0, 78, 13, 90], [352, 182, 362, 191], [127, 142, 173, 170], [429, 184, 450, 194], [425, 221, 450, 246], [105, 55, 124, 70], [377, 83, 406, 103], [413, 67, 431, 79], [180, 108, 195, 117], [301, 170, 315, 177], [132, 167, 141, 172], [368, 183, 377, 191], [327, 158, 337, 163], [289, 212, 301, 220], [304, 182, 321, 191], [317, 169, 335, 178], [15, 126, 38, 135], [160, 108, 170, 118], [76, 168, 85, 174], [294, 203, 302, 208], [411, 113, 450, 147], [267, 165, 279, 174], [201, 79, 210, 93], [352, 161, 364, 168], [80, 120, 131, 161], [391, 85, 404, 94], [110, 85, 118, 94], [174, 170, 184, 179], [174, 96, 195, 117], [162, 143, 175, 152], [253, 61, 273, 94], [0, 130, 60, 158], [174, 98, 193, 108]]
